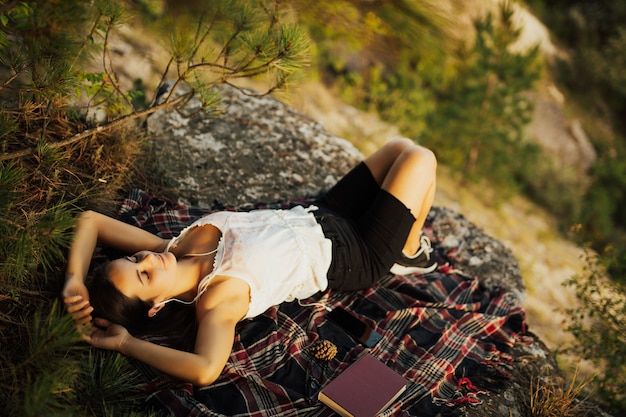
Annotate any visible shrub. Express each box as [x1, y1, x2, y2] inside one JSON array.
[[421, 2, 542, 192], [563, 245, 626, 413]]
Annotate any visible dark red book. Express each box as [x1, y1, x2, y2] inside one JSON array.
[[318, 353, 408, 417]]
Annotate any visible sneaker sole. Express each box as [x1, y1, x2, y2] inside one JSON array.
[[390, 262, 438, 275]]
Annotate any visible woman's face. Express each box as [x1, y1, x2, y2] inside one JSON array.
[[107, 251, 178, 304]]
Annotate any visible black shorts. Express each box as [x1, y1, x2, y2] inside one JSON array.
[[314, 162, 416, 291]]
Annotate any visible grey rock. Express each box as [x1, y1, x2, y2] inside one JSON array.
[[429, 206, 526, 304], [146, 84, 362, 207]]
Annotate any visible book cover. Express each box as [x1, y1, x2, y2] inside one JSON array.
[[318, 353, 408, 417]]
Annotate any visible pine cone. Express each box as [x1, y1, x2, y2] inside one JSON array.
[[308, 340, 337, 361]]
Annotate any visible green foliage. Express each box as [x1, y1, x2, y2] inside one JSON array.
[[1, 301, 149, 417], [421, 3, 541, 189], [298, 0, 543, 193], [327, 1, 542, 193], [20, 303, 84, 417], [563, 247, 626, 412], [294, 0, 452, 80], [581, 151, 626, 242], [576, 145, 626, 288], [364, 64, 437, 139], [518, 154, 587, 228], [2, 302, 82, 417], [75, 350, 148, 417], [573, 28, 626, 256], [148, 0, 311, 103], [589, 27, 626, 101], [0, 201, 75, 288], [0, 0, 94, 104], [527, 0, 626, 48]]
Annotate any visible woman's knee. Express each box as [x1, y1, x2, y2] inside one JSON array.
[[384, 137, 415, 156], [365, 138, 415, 183], [387, 139, 436, 169], [402, 145, 437, 177]]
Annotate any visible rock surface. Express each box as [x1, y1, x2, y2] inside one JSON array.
[[146, 84, 362, 207], [146, 84, 610, 417]]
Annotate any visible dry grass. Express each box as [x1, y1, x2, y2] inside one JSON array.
[[3, 102, 149, 216], [528, 366, 596, 417]]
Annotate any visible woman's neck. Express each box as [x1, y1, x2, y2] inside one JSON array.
[[166, 223, 222, 301], [169, 250, 217, 302]]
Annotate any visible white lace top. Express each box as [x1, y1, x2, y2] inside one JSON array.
[[164, 205, 332, 319]]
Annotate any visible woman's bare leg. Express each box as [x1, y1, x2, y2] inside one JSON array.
[[364, 138, 437, 256]]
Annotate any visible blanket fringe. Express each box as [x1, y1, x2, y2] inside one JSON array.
[[438, 262, 469, 277], [431, 346, 517, 409], [432, 377, 487, 407]]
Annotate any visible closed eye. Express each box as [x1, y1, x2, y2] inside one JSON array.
[[126, 257, 149, 284], [135, 269, 148, 286]]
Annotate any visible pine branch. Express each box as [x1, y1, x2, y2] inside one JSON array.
[[0, 67, 28, 91], [163, 77, 185, 104], [69, 11, 103, 73], [223, 80, 274, 97], [151, 56, 174, 107], [217, 29, 242, 64], [0, 92, 191, 161], [102, 19, 135, 111], [189, 13, 216, 63], [187, 60, 238, 74], [0, 216, 26, 230]]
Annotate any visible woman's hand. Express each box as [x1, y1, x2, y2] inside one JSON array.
[[87, 318, 132, 353], [63, 274, 93, 329]]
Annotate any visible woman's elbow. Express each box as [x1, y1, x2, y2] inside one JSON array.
[[76, 210, 93, 222], [76, 210, 100, 227], [192, 364, 222, 386]]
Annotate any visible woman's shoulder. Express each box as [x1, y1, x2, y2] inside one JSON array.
[[166, 212, 229, 251], [195, 275, 250, 321]]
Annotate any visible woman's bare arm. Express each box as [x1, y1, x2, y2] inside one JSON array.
[[63, 210, 169, 326], [66, 210, 168, 283], [117, 309, 239, 385], [89, 278, 250, 385]]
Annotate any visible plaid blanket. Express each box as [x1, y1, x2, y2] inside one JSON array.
[[117, 189, 526, 417]]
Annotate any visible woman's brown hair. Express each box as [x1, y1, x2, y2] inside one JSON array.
[[86, 263, 197, 347]]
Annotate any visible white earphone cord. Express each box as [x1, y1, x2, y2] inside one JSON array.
[[155, 248, 218, 307], [298, 299, 331, 312]]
